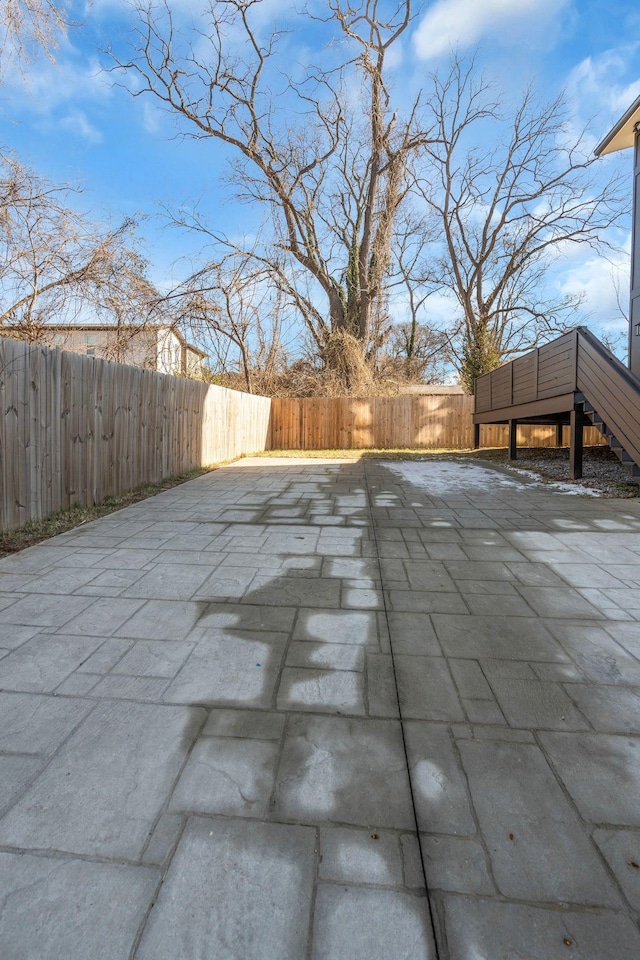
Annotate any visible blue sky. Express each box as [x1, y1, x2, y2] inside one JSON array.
[[2, 0, 640, 343]]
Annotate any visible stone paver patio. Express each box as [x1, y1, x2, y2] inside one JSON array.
[[1, 455, 640, 958]]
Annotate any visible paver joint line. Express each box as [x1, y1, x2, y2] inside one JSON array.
[[362, 459, 442, 960]]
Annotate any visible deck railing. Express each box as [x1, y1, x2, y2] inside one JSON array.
[[475, 330, 578, 414]]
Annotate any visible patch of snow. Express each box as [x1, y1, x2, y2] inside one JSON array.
[[508, 466, 602, 497], [383, 459, 602, 498]]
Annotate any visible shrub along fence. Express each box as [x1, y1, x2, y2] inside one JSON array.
[[0, 337, 272, 531]]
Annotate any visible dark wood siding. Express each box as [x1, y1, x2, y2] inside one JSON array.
[[491, 365, 512, 408], [536, 333, 576, 399], [512, 354, 536, 404], [630, 130, 640, 378], [474, 328, 640, 471], [474, 332, 576, 412], [475, 376, 491, 413]]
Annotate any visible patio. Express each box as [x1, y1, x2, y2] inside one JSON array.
[[0, 455, 640, 958]]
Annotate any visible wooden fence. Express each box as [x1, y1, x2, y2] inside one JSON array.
[[269, 395, 604, 450], [0, 338, 272, 531], [1, 336, 606, 532]]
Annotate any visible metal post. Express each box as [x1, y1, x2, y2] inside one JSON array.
[[555, 423, 564, 447], [508, 419, 518, 460], [569, 405, 584, 480], [473, 423, 480, 449]]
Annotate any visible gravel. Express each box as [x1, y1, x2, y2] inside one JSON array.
[[474, 445, 640, 498]]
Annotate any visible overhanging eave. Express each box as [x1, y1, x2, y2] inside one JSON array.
[[595, 94, 640, 156]]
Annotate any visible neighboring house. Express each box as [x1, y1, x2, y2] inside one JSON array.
[[42, 324, 206, 376]]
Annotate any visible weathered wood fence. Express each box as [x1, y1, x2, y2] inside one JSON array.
[[1, 337, 605, 532], [269, 396, 604, 450], [0, 338, 271, 531]]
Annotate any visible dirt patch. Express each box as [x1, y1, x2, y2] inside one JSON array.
[[470, 445, 639, 498]]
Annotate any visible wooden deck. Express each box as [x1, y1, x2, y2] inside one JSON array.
[[473, 328, 640, 479]]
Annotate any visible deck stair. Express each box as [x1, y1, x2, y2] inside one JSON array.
[[584, 402, 640, 477], [581, 402, 640, 477], [474, 327, 640, 480]]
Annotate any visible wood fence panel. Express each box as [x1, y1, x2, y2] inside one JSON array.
[[0, 338, 272, 532], [268, 395, 604, 452]]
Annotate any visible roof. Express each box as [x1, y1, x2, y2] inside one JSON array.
[[398, 384, 465, 395], [44, 323, 207, 358], [594, 94, 640, 156]]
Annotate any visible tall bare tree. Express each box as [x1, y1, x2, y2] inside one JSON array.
[[119, 0, 430, 383], [0, 151, 163, 342], [419, 55, 626, 393], [0, 0, 69, 71]]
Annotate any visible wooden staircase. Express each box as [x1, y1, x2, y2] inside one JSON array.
[[581, 400, 640, 477], [575, 328, 640, 478]]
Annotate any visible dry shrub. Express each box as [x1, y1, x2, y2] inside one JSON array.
[[211, 331, 449, 397], [215, 363, 427, 398], [320, 330, 374, 395]]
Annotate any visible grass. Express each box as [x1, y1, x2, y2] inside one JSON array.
[[256, 447, 474, 459], [0, 466, 213, 559]]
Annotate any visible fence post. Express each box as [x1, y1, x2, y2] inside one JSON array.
[[509, 419, 518, 460], [570, 405, 584, 480]]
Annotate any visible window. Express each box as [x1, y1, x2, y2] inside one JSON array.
[[85, 334, 98, 357]]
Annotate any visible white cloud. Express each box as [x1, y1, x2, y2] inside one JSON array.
[[6, 53, 111, 114], [561, 46, 640, 163], [566, 47, 640, 118], [557, 234, 631, 331], [59, 110, 103, 144], [388, 286, 459, 329], [413, 0, 570, 62], [141, 100, 164, 136]]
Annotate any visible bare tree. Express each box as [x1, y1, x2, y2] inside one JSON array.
[[166, 250, 287, 394], [118, 0, 431, 383], [0, 151, 163, 342], [0, 0, 69, 71], [419, 55, 626, 393], [384, 322, 449, 383]]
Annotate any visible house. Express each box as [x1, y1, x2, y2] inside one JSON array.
[[41, 324, 206, 376], [594, 92, 640, 378]]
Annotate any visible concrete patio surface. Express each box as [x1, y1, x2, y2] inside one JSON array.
[[1, 455, 640, 958]]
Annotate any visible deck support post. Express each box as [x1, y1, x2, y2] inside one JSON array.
[[473, 423, 480, 449], [555, 423, 564, 447], [508, 419, 518, 460], [570, 405, 584, 480]]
